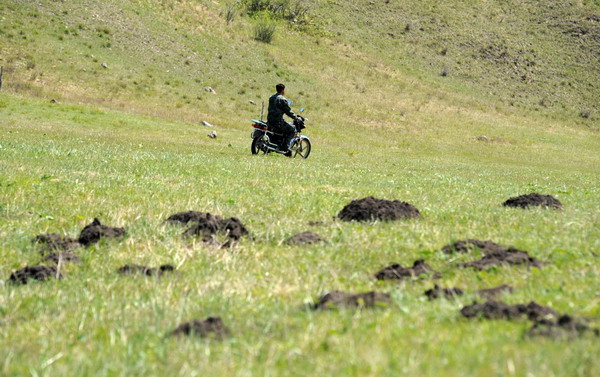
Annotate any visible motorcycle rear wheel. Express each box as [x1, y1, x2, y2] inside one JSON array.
[[291, 138, 311, 159], [251, 137, 268, 155]]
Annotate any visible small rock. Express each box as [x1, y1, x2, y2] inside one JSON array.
[[204, 86, 216, 94], [249, 100, 256, 105], [101, 63, 108, 69], [201, 121, 214, 127], [208, 131, 217, 139]]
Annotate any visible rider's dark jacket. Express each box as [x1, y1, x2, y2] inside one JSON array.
[[267, 93, 296, 129]]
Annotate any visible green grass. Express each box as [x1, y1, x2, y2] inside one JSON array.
[[1, 0, 600, 375], [1, 92, 599, 376]]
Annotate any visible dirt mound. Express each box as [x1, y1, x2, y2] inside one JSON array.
[[168, 317, 230, 339], [32, 233, 80, 252], [463, 248, 543, 270], [164, 211, 211, 225], [8, 265, 61, 285], [476, 285, 514, 299], [375, 259, 440, 280], [441, 239, 505, 255], [182, 213, 249, 246], [502, 193, 562, 209], [424, 285, 464, 300], [461, 300, 557, 321], [527, 315, 600, 339], [78, 218, 126, 246], [285, 232, 325, 245], [441, 239, 543, 269], [312, 290, 391, 310], [44, 252, 81, 264], [337, 196, 421, 222], [117, 264, 175, 277]]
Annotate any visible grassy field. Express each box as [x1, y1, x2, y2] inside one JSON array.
[[1, 0, 600, 376], [1, 91, 599, 376]]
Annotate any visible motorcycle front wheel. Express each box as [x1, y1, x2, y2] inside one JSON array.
[[291, 138, 311, 159]]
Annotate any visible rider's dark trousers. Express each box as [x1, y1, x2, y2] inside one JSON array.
[[273, 122, 295, 149]]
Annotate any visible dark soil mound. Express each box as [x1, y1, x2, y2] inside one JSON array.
[[164, 211, 211, 225], [425, 285, 464, 300], [463, 248, 543, 270], [285, 232, 325, 245], [78, 218, 126, 246], [375, 259, 440, 280], [527, 315, 600, 339], [44, 252, 81, 264], [182, 213, 249, 246], [441, 239, 544, 269], [441, 239, 505, 255], [312, 290, 391, 310], [502, 193, 562, 209], [337, 196, 421, 222], [168, 317, 230, 339], [117, 264, 175, 277], [32, 233, 80, 252], [8, 265, 61, 285], [461, 300, 557, 321], [476, 285, 514, 299]]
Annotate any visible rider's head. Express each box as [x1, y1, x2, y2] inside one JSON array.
[[276, 83, 285, 95]]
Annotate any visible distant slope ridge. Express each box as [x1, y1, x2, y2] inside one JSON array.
[[0, 0, 598, 128]]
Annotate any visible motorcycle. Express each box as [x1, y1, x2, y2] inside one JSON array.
[[249, 108, 311, 159]]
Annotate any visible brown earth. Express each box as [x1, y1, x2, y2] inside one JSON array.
[[375, 259, 440, 280], [78, 218, 126, 246], [502, 193, 563, 209], [337, 197, 421, 222], [285, 232, 325, 245], [32, 233, 80, 252], [182, 213, 249, 247], [117, 264, 175, 277], [168, 317, 230, 339], [461, 300, 557, 321], [527, 315, 600, 339], [424, 285, 464, 300], [312, 290, 391, 310], [440, 239, 544, 269], [8, 265, 61, 285], [441, 239, 506, 255], [164, 211, 211, 225]]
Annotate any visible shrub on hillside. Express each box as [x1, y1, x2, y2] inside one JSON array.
[[243, 0, 313, 25], [253, 19, 276, 43]]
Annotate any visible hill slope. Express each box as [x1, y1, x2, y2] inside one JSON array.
[[1, 0, 599, 132]]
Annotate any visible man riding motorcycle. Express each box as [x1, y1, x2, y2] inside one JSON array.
[[267, 83, 298, 154]]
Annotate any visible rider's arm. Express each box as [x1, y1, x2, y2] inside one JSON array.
[[279, 96, 296, 119]]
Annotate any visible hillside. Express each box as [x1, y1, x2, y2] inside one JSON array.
[[1, 0, 599, 132]]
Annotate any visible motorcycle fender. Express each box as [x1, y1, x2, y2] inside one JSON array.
[[251, 129, 265, 139]]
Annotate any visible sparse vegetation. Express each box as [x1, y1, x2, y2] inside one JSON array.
[[253, 17, 277, 43]]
